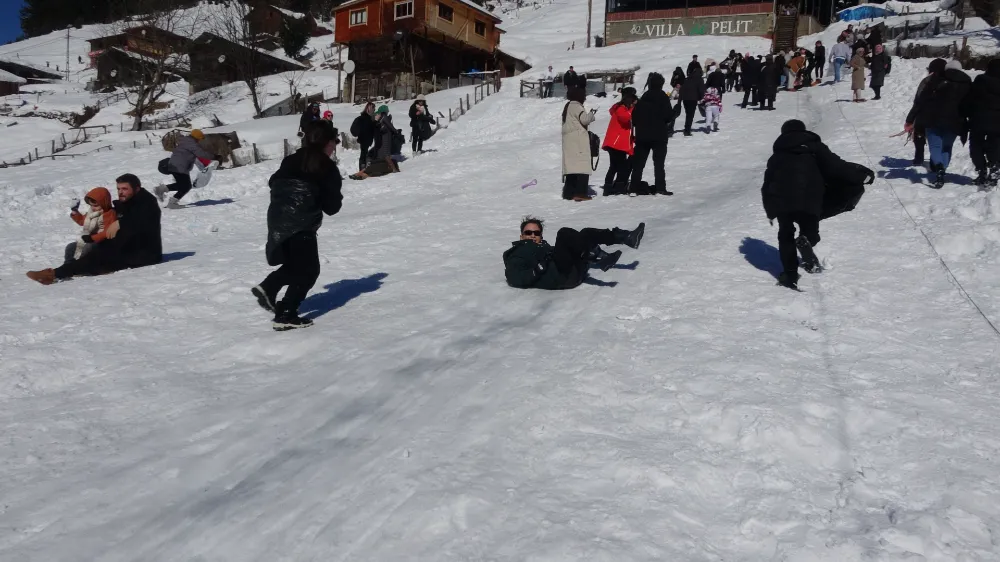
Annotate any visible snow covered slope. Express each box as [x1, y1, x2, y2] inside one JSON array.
[[3, 3, 1000, 562]]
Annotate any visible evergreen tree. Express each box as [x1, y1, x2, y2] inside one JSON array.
[[280, 17, 310, 59]]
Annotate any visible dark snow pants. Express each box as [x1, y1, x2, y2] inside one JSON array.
[[742, 85, 757, 107], [629, 141, 667, 192], [358, 143, 371, 172], [167, 172, 193, 200], [683, 100, 698, 133], [603, 148, 631, 192], [776, 213, 820, 276], [54, 240, 129, 279], [411, 129, 423, 153], [913, 126, 926, 164], [562, 174, 589, 199], [970, 129, 1000, 172], [552, 227, 616, 276], [259, 231, 320, 313]]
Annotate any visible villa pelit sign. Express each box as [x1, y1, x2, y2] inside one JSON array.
[[606, 13, 771, 45]]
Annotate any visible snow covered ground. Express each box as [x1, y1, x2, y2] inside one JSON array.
[[3, 2, 1000, 561]]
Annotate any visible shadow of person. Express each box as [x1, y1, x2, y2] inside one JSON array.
[[299, 272, 389, 319], [582, 276, 618, 287], [190, 198, 235, 207], [161, 251, 196, 263], [739, 237, 782, 279]]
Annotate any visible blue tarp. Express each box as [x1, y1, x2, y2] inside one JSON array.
[[838, 5, 893, 21]]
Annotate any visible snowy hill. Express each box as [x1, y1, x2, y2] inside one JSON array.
[[3, 0, 1000, 560]]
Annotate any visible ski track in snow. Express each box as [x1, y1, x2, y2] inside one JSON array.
[[2, 42, 1000, 562]]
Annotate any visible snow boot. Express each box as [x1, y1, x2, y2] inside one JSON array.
[[154, 184, 168, 202], [796, 235, 822, 273], [251, 285, 277, 313], [654, 185, 673, 196], [777, 271, 799, 290], [273, 304, 314, 331], [975, 169, 989, 190], [988, 165, 1000, 189], [932, 165, 945, 189], [166, 197, 184, 209], [613, 222, 645, 249], [26, 268, 56, 285], [713, 122, 719, 132], [587, 247, 622, 272]]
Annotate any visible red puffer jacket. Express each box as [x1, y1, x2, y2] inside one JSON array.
[[602, 103, 633, 155]]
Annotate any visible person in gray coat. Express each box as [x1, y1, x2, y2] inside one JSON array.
[[155, 129, 215, 209]]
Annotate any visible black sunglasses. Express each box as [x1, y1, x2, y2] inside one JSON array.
[[522, 229, 542, 236]]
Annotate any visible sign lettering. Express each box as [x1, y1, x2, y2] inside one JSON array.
[[610, 13, 769, 44]]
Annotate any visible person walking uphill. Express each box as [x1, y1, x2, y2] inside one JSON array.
[[561, 87, 596, 201], [905, 59, 972, 188], [679, 66, 705, 136], [966, 59, 1000, 189], [350, 102, 377, 172], [741, 55, 760, 108], [813, 41, 826, 80], [601, 87, 637, 196], [503, 216, 645, 290], [630, 72, 674, 196], [154, 129, 216, 209], [253, 121, 343, 331], [829, 37, 851, 83], [408, 95, 436, 155], [761, 120, 873, 290], [869, 44, 891, 100]]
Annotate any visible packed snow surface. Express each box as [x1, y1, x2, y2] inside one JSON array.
[[3, 1, 1000, 560]]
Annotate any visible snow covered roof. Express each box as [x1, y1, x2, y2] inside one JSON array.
[[335, 0, 502, 23], [272, 5, 308, 20], [0, 56, 64, 79], [0, 69, 27, 84], [108, 47, 192, 72]]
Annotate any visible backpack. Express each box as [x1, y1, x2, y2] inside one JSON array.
[[350, 115, 363, 138]]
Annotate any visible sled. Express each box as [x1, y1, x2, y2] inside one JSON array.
[[193, 160, 220, 189]]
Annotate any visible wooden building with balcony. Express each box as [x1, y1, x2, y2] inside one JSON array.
[[333, 0, 506, 99]]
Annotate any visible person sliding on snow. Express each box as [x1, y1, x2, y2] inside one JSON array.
[[503, 216, 644, 290], [64, 187, 117, 263], [761, 120, 873, 290], [253, 121, 343, 331], [702, 87, 722, 133], [154, 129, 216, 209]]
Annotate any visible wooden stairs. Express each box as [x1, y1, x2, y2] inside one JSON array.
[[772, 14, 799, 54]]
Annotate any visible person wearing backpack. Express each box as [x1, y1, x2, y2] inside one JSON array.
[[349, 102, 377, 172], [349, 105, 401, 180], [561, 87, 596, 201]]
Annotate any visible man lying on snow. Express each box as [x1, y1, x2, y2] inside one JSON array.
[[27, 174, 163, 285], [761, 119, 874, 290], [503, 216, 644, 290]]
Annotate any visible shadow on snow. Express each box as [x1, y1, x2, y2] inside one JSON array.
[[739, 237, 782, 279], [299, 272, 389, 319]]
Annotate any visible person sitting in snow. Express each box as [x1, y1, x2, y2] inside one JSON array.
[[702, 86, 722, 133], [28, 174, 162, 285], [154, 129, 217, 209], [761, 120, 873, 290], [350, 105, 401, 180], [503, 216, 645, 290], [64, 187, 117, 264]]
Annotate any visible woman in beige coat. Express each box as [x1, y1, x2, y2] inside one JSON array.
[[851, 48, 868, 102], [562, 87, 597, 201]]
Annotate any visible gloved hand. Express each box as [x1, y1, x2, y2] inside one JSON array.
[[70, 199, 80, 212], [80, 234, 93, 244], [534, 260, 547, 278]]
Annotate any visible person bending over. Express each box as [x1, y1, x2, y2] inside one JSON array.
[[503, 216, 644, 290]]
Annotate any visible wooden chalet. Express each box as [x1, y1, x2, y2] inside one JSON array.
[[187, 33, 308, 93], [87, 26, 193, 89], [247, 4, 330, 37], [333, 0, 507, 99], [0, 57, 64, 84], [0, 69, 27, 96]]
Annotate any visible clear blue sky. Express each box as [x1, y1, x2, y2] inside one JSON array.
[[0, 0, 26, 44]]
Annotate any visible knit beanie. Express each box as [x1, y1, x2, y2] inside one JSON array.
[[781, 119, 807, 134], [376, 105, 389, 115], [945, 60, 963, 71], [927, 58, 947, 74]]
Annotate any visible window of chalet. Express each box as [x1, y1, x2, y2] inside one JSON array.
[[474, 20, 486, 36], [438, 3, 454, 22], [349, 8, 368, 26], [395, 0, 414, 20]]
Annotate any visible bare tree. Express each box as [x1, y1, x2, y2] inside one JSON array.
[[103, 0, 198, 131], [205, 1, 267, 117]]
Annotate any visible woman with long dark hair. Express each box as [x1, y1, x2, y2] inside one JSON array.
[[253, 120, 344, 331], [601, 87, 637, 195], [561, 86, 596, 201]]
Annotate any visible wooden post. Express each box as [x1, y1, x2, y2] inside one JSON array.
[[466, 93, 470, 108], [253, 143, 259, 164], [51, 140, 55, 154], [410, 44, 417, 98], [61, 133, 66, 147], [449, 107, 453, 122], [35, 148, 39, 159]]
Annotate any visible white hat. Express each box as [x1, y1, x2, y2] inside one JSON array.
[[416, 94, 427, 101], [945, 60, 963, 71]]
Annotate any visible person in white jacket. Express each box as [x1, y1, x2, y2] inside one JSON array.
[[829, 37, 852, 84], [561, 87, 596, 201], [543, 66, 555, 98]]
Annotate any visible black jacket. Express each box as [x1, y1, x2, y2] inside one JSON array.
[[905, 68, 972, 134], [706, 70, 726, 91], [350, 111, 377, 146], [758, 62, 780, 96], [869, 52, 891, 87], [761, 130, 871, 219], [967, 72, 1000, 133], [679, 71, 705, 101], [299, 111, 320, 132], [742, 57, 761, 85], [563, 70, 578, 86], [631, 88, 674, 143], [112, 188, 162, 268], [814, 45, 826, 65], [670, 70, 685, 89], [266, 149, 343, 266], [687, 61, 702, 76], [503, 240, 585, 290], [408, 102, 436, 128]]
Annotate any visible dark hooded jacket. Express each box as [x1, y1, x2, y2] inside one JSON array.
[[632, 83, 674, 143], [503, 240, 586, 290], [869, 50, 891, 87], [111, 188, 162, 268], [266, 149, 343, 266], [758, 60, 780, 97], [741, 56, 761, 86], [905, 68, 972, 134], [761, 129, 872, 219], [670, 68, 685, 89], [967, 62, 1000, 134], [350, 110, 377, 146], [679, 69, 706, 101], [706, 69, 726, 91]]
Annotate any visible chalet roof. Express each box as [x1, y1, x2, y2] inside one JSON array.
[[334, 0, 503, 24], [0, 57, 64, 80], [107, 47, 192, 73], [191, 33, 309, 69], [272, 5, 308, 20], [0, 68, 27, 84]]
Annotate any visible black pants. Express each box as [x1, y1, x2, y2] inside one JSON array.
[[259, 231, 320, 313], [542, 82, 553, 98], [776, 213, 820, 276], [562, 174, 589, 199], [815, 62, 824, 79], [742, 85, 757, 107], [726, 75, 736, 92], [758, 92, 775, 110], [969, 129, 1000, 171], [552, 227, 616, 276], [54, 240, 127, 279], [358, 143, 371, 172], [629, 140, 667, 192], [683, 100, 697, 133], [603, 148, 631, 190], [411, 130, 423, 153], [913, 127, 926, 164], [167, 172, 193, 200], [872, 85, 882, 99]]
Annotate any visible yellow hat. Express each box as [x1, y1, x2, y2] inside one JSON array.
[[190, 129, 205, 140]]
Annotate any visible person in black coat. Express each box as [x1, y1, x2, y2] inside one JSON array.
[[679, 66, 705, 136], [967, 58, 1000, 188], [408, 95, 436, 154], [868, 44, 891, 100], [813, 41, 826, 80], [706, 65, 726, 97], [905, 60, 972, 187], [253, 120, 343, 331], [630, 72, 674, 195], [757, 55, 779, 111], [27, 174, 163, 285], [761, 120, 873, 289], [350, 102, 377, 172], [299, 101, 321, 135], [563, 66, 578, 87], [687, 55, 702, 76], [670, 67, 685, 90], [741, 56, 760, 107]]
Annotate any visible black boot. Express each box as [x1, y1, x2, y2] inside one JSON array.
[[777, 271, 800, 290], [796, 235, 822, 273], [988, 166, 1000, 189], [932, 165, 945, 189], [587, 247, 622, 272], [613, 222, 645, 249], [252, 284, 277, 313], [273, 303, 314, 331], [975, 168, 989, 189]]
